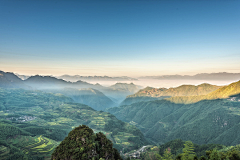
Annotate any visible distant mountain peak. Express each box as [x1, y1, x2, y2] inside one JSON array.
[[140, 72, 240, 81]]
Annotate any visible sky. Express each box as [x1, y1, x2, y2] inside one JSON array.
[[0, 0, 240, 77]]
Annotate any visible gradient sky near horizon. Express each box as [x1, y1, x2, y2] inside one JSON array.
[[0, 0, 240, 77]]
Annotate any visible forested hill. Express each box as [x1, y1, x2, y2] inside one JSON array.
[[107, 93, 240, 146], [51, 125, 123, 160], [43, 88, 117, 111], [168, 80, 240, 104], [120, 83, 221, 106], [0, 88, 148, 159], [129, 83, 220, 97], [109, 83, 142, 93]]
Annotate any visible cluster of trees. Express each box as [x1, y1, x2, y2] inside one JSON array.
[[126, 140, 240, 160], [51, 125, 122, 160], [0, 120, 31, 145]]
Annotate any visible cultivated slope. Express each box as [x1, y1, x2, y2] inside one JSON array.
[[0, 88, 148, 159]]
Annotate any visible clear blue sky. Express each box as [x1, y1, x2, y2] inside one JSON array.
[[0, 0, 240, 76]]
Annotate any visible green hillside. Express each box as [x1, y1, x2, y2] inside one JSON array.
[[44, 88, 117, 111], [121, 83, 220, 106], [0, 88, 148, 159], [109, 82, 142, 93], [107, 94, 240, 146], [0, 120, 59, 160], [101, 82, 143, 104], [119, 96, 163, 106]]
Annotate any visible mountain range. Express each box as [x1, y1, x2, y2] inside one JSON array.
[[57, 75, 138, 82], [107, 80, 240, 146], [140, 72, 240, 81], [0, 70, 141, 110], [120, 83, 221, 106], [1, 69, 240, 159]]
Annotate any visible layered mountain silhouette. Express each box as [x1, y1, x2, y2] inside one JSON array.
[[57, 75, 137, 82], [0, 70, 141, 110], [24, 75, 94, 90], [140, 72, 240, 81], [0, 71, 30, 89]]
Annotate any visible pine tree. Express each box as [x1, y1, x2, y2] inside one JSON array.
[[162, 149, 174, 160], [155, 153, 162, 160], [182, 141, 196, 160], [208, 149, 221, 160]]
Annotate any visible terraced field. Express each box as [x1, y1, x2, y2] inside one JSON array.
[[0, 88, 148, 158], [0, 145, 10, 160], [114, 132, 137, 148], [6, 135, 59, 159]]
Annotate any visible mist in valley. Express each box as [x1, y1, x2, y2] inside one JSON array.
[[1, 0, 240, 159]]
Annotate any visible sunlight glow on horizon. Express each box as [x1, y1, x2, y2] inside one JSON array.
[[0, 0, 240, 77]]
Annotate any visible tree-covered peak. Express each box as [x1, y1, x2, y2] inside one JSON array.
[[51, 125, 122, 160]]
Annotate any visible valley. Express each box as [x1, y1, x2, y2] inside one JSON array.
[[1, 70, 240, 159], [1, 1, 240, 159]]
